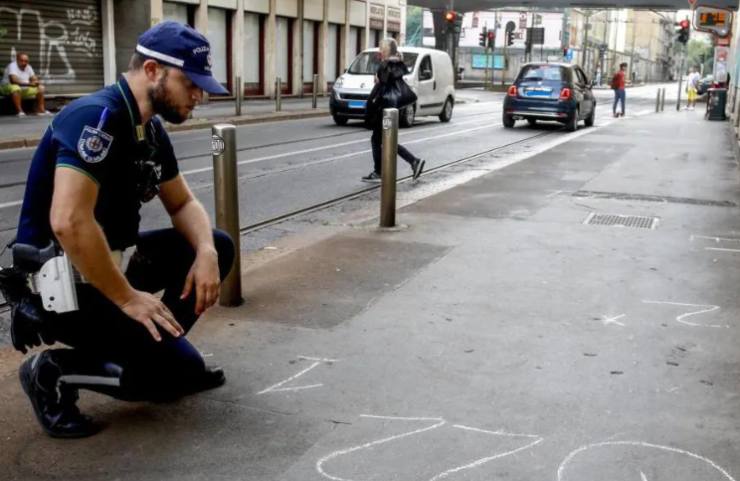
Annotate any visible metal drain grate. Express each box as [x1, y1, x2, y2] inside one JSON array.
[[583, 212, 659, 229]]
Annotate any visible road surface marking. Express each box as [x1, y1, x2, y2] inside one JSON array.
[[642, 300, 728, 328], [557, 441, 736, 481]]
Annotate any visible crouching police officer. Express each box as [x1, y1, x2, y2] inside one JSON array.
[[9, 21, 235, 438]]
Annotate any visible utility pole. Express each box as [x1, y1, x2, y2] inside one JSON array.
[[582, 11, 590, 77], [492, 11, 499, 88]]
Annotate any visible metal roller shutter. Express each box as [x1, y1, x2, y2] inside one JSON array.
[[0, 0, 105, 94]]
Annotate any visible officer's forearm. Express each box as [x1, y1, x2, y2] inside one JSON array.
[[170, 199, 216, 255], [52, 216, 135, 306]]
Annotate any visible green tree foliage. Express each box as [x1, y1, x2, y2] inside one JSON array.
[[687, 38, 713, 74]]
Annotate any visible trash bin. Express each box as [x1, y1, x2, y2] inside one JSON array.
[[706, 88, 727, 121]]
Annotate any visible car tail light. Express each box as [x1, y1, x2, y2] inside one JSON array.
[[507, 85, 517, 97], [559, 88, 572, 100]]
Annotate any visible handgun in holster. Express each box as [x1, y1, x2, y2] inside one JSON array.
[[0, 242, 79, 353]]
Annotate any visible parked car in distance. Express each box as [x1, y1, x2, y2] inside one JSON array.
[[503, 63, 596, 132], [330, 47, 456, 127]]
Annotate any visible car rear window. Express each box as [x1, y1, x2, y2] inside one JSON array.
[[518, 65, 567, 82]]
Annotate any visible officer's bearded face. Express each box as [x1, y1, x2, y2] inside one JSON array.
[[148, 67, 196, 124]]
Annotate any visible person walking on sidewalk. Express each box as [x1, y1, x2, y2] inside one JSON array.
[[361, 38, 425, 183], [1, 52, 51, 117], [686, 67, 701, 111], [611, 62, 627, 117], [6, 21, 235, 438]]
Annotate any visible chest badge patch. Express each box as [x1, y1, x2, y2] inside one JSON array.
[[77, 126, 113, 163]]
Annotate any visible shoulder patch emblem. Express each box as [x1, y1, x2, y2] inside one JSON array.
[[77, 126, 113, 163]]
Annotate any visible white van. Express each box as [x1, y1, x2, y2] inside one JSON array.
[[329, 47, 456, 127]]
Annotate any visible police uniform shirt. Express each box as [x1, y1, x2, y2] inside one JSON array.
[[16, 76, 179, 250]]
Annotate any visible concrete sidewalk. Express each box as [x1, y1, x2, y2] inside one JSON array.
[[1, 109, 739, 480]]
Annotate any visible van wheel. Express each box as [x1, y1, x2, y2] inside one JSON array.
[[503, 113, 515, 128], [400, 105, 415, 128], [333, 115, 348, 126], [566, 109, 579, 132], [439, 97, 454, 122]]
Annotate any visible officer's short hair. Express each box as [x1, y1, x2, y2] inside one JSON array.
[[129, 52, 147, 71]]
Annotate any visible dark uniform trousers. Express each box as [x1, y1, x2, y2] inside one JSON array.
[[46, 228, 234, 399]]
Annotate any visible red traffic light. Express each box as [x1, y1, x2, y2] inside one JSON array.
[[679, 19, 690, 29], [487, 31, 495, 40], [445, 10, 457, 22]]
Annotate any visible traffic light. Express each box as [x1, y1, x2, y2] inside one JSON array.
[[676, 18, 690, 44], [506, 29, 514, 46], [445, 10, 463, 34], [487, 31, 495, 48], [479, 27, 487, 47]]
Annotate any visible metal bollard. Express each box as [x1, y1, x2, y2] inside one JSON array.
[[660, 88, 666, 112], [235, 76, 243, 116], [655, 88, 661, 112], [275, 77, 282, 112], [312, 74, 319, 109], [379, 108, 399, 228], [211, 124, 243, 306]]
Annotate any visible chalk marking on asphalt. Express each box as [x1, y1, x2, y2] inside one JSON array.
[[0, 199, 21, 209], [257, 356, 337, 395], [557, 441, 736, 481], [642, 300, 728, 328], [316, 416, 447, 481], [690, 235, 740, 243], [601, 314, 626, 327], [316, 416, 543, 481], [429, 426, 543, 481], [705, 247, 740, 253], [298, 356, 338, 363], [640, 471, 648, 481]]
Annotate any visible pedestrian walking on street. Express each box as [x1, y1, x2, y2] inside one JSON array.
[[362, 38, 425, 183], [686, 66, 701, 111], [2, 21, 234, 439], [611, 62, 627, 117]]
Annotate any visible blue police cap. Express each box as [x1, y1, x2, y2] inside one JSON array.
[[136, 21, 228, 95]]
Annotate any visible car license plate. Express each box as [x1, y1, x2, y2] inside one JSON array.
[[525, 88, 552, 97], [348, 100, 366, 109]]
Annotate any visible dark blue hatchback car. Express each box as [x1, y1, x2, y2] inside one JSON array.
[[503, 63, 596, 132]]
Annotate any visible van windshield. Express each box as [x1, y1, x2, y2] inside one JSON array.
[[347, 52, 419, 75], [519, 65, 567, 82]]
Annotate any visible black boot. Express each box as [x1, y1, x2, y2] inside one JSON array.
[[19, 350, 99, 438]]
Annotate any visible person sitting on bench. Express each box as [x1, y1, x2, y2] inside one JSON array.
[[1, 53, 51, 117]]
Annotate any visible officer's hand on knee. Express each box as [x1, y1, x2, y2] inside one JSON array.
[[119, 290, 184, 341]]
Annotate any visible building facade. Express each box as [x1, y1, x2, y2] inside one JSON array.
[[0, 0, 406, 97]]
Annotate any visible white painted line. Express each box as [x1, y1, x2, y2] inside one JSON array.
[[360, 414, 444, 421], [181, 116, 494, 176], [557, 441, 736, 481], [317, 416, 543, 481], [602, 314, 626, 327], [582, 212, 595, 225], [316, 417, 447, 481], [265, 383, 324, 393], [690, 235, 740, 243], [430, 434, 543, 481], [0, 199, 22, 209], [298, 356, 339, 363], [257, 360, 321, 395], [642, 300, 728, 328], [452, 424, 541, 439], [705, 247, 740, 253]]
